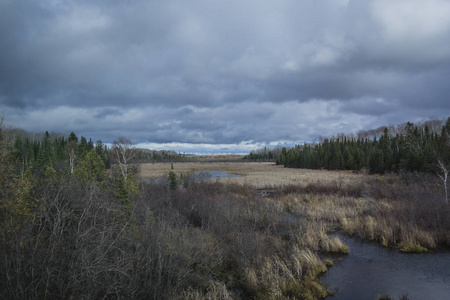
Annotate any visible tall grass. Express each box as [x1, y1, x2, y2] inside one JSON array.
[[3, 163, 447, 299], [139, 161, 362, 189], [277, 172, 450, 251]]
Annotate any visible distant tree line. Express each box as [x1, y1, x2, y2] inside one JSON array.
[[8, 129, 197, 173], [244, 147, 283, 161], [138, 148, 193, 162], [275, 118, 450, 174]]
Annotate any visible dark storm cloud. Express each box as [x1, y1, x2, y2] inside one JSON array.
[[339, 97, 399, 116], [1, 0, 450, 152]]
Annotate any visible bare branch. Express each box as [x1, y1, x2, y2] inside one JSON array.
[[112, 137, 136, 180], [435, 158, 449, 205]]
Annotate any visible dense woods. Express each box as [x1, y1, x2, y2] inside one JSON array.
[[275, 119, 450, 174]]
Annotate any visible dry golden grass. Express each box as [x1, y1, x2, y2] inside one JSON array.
[[139, 161, 447, 252], [280, 187, 445, 252], [242, 247, 329, 299], [139, 161, 366, 189], [177, 282, 234, 300]]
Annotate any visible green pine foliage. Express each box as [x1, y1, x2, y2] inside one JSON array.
[[114, 173, 130, 204], [168, 162, 178, 190], [114, 171, 141, 209], [75, 149, 107, 188], [10, 131, 110, 176], [244, 147, 276, 161], [277, 118, 450, 174]]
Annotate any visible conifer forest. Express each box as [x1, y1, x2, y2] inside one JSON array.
[[275, 119, 450, 175]]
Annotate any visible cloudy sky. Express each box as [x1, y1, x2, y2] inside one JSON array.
[[1, 0, 450, 153]]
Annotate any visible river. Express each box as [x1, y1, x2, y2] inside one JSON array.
[[321, 235, 450, 300]]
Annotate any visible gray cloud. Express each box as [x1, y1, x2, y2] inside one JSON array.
[[1, 0, 450, 153]]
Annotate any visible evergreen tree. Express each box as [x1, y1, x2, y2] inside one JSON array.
[[68, 131, 78, 144], [276, 118, 450, 174], [75, 149, 106, 188], [95, 140, 109, 168], [115, 173, 129, 204], [35, 132, 55, 173], [87, 138, 94, 152], [0, 120, 33, 229], [115, 170, 140, 206], [78, 136, 88, 161], [168, 162, 177, 190]]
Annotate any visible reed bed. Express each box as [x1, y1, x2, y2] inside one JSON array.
[[275, 174, 450, 252], [119, 161, 450, 298], [140, 162, 450, 252], [139, 161, 364, 189]]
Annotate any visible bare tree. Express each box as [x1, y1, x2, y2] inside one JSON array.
[[436, 158, 449, 205], [66, 142, 77, 174], [112, 137, 136, 180]]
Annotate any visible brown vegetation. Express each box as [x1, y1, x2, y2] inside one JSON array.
[[142, 162, 450, 251], [139, 161, 360, 189], [2, 172, 336, 299], [275, 171, 450, 252], [2, 160, 449, 299]]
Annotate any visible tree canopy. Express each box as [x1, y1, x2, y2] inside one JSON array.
[[276, 118, 450, 174]]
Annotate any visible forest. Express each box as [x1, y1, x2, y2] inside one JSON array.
[[247, 118, 450, 175]]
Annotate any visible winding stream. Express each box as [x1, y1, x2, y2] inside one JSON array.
[[321, 235, 450, 300]]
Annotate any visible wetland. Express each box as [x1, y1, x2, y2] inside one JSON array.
[[138, 161, 450, 299]]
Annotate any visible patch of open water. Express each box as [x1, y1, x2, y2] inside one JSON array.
[[321, 235, 450, 300], [144, 170, 241, 184], [192, 170, 241, 179]]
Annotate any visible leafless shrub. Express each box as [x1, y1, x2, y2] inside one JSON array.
[[9, 161, 448, 298]]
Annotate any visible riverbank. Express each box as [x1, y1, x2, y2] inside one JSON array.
[[321, 234, 450, 300], [141, 162, 450, 252], [137, 162, 450, 298]]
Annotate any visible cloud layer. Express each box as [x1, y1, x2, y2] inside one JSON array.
[[1, 0, 450, 153]]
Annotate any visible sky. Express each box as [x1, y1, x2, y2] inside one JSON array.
[[1, 0, 450, 154]]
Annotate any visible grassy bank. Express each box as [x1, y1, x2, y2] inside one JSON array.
[[277, 172, 450, 251], [141, 162, 450, 251], [139, 179, 336, 299]]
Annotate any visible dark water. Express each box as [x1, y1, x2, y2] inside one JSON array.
[[321, 235, 450, 300], [144, 170, 241, 184]]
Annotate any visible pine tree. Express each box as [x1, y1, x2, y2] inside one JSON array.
[[78, 136, 88, 161], [35, 132, 55, 173], [95, 140, 109, 168], [0, 119, 33, 229], [168, 162, 177, 190], [75, 149, 106, 188]]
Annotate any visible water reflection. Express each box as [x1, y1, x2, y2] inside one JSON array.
[[144, 170, 241, 184], [322, 235, 450, 300], [192, 170, 241, 179]]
